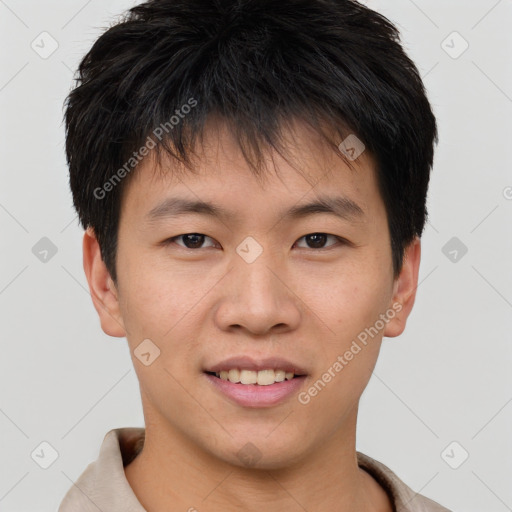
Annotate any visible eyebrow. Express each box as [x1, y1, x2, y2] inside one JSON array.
[[145, 195, 365, 225]]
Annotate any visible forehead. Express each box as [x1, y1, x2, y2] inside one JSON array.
[[120, 118, 381, 224]]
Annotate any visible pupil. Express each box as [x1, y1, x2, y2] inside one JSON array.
[[184, 234, 204, 249], [308, 233, 326, 248]]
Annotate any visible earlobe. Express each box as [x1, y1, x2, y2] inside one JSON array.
[[82, 227, 126, 338], [383, 237, 421, 338]]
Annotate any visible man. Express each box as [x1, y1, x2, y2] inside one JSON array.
[[59, 0, 450, 510]]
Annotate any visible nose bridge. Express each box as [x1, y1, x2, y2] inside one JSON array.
[[235, 239, 283, 309], [241, 254, 279, 300]]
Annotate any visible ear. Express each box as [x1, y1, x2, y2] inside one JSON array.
[[383, 236, 421, 338], [82, 227, 126, 337]]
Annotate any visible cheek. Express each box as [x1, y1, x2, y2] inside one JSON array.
[[303, 265, 391, 341], [117, 255, 216, 357], [300, 277, 389, 422]]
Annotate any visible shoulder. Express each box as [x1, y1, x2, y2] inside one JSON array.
[[357, 452, 453, 512], [58, 428, 146, 512]]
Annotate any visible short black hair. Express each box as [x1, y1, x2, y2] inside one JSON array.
[[64, 0, 438, 285]]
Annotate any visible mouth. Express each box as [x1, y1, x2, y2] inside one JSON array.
[[202, 356, 309, 407]]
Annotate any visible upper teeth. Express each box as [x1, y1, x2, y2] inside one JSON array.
[[215, 369, 296, 385]]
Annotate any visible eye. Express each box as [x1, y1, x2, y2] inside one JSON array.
[[164, 233, 217, 250], [162, 232, 346, 251], [294, 233, 344, 250]]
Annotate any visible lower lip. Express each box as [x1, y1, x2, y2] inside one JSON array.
[[204, 373, 307, 408]]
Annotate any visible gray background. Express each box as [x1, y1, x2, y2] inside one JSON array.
[[0, 0, 511, 510]]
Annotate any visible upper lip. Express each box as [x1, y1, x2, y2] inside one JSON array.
[[204, 356, 308, 375]]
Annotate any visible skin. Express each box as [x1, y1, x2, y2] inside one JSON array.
[[83, 118, 421, 512]]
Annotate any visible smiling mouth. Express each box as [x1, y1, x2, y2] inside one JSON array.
[[204, 369, 305, 386]]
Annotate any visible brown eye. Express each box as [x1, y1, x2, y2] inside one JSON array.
[[294, 233, 342, 250], [166, 233, 217, 249]]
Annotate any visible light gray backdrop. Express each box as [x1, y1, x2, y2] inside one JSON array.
[[0, 1, 511, 511]]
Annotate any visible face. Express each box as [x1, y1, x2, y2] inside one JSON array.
[[84, 119, 420, 470]]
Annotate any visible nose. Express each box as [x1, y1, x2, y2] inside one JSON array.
[[213, 247, 302, 336]]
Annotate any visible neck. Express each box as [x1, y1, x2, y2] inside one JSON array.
[[125, 405, 392, 512]]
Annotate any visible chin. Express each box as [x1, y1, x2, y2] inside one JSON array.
[[210, 433, 308, 471]]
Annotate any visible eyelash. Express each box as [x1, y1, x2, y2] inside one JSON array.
[[162, 233, 348, 251]]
